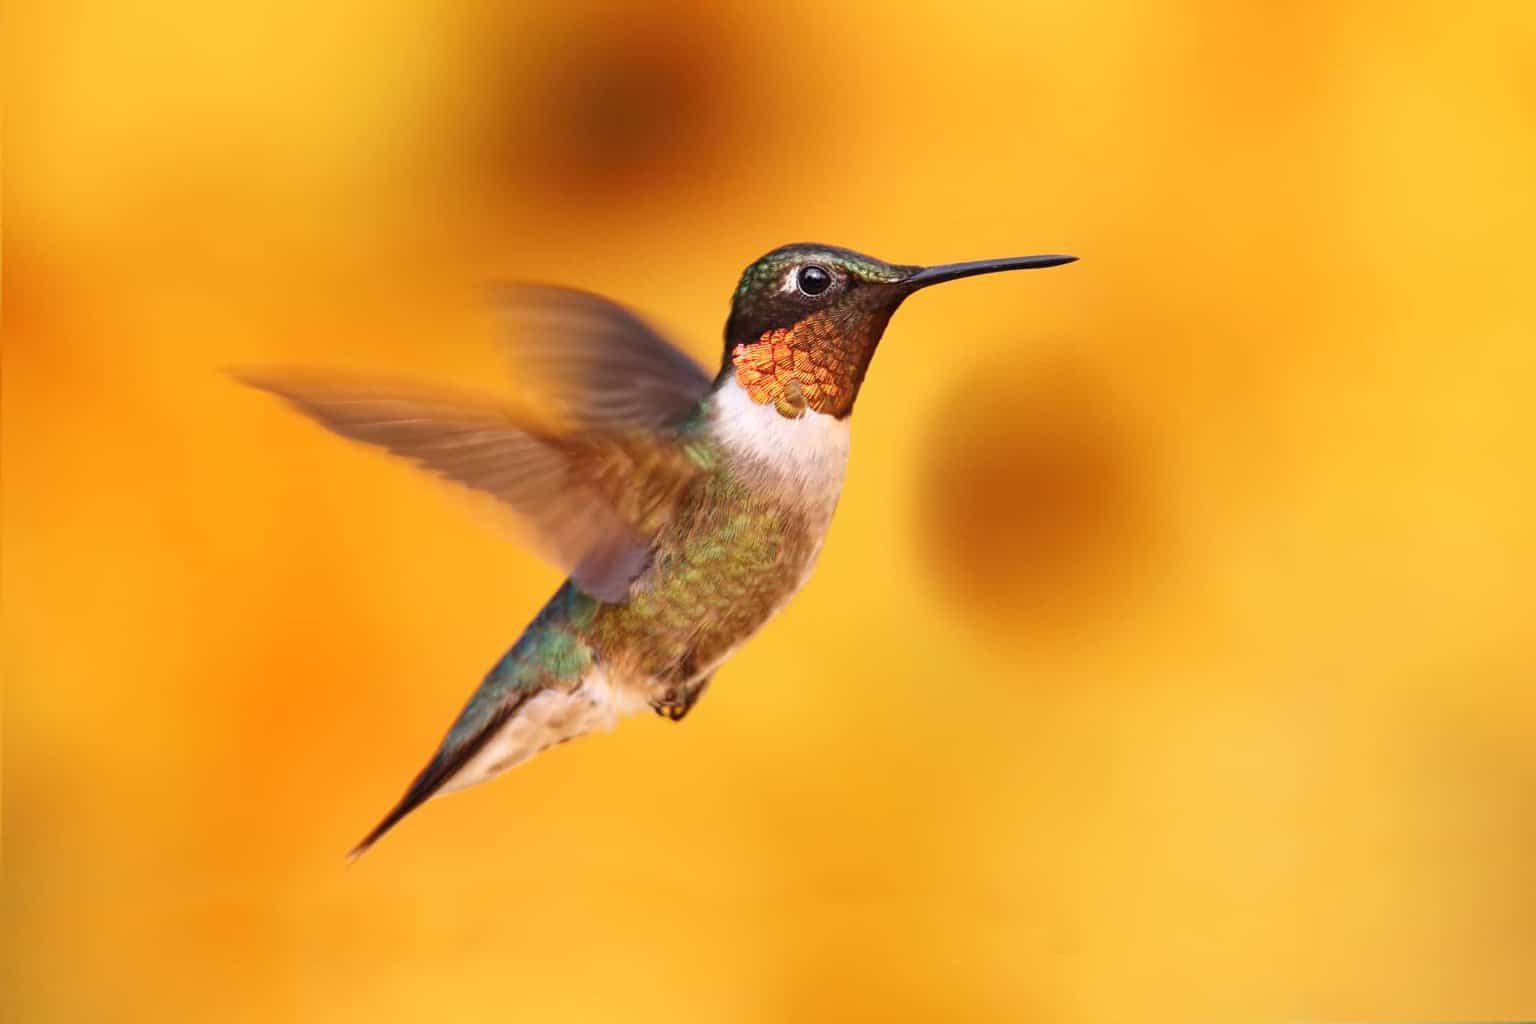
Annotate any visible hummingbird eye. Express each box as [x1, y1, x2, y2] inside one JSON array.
[[796, 264, 832, 297]]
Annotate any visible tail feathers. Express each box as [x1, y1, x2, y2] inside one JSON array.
[[347, 698, 524, 862], [346, 670, 635, 861]]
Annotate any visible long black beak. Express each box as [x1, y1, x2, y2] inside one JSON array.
[[904, 254, 1077, 291]]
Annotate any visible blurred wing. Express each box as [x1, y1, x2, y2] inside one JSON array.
[[495, 285, 713, 429], [239, 374, 701, 601]]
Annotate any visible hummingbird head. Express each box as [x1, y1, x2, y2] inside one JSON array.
[[723, 242, 1076, 419]]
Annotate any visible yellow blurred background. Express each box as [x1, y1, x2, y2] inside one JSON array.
[[6, 1, 1536, 1020]]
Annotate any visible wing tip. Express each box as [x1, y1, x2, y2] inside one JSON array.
[[225, 365, 275, 392], [223, 365, 325, 404]]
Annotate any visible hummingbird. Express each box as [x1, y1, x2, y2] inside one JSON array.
[[241, 243, 1076, 859]]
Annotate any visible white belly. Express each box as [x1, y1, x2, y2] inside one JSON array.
[[438, 668, 649, 795]]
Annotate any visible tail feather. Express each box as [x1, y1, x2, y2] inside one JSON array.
[[344, 580, 651, 862], [346, 668, 637, 861], [346, 698, 526, 862]]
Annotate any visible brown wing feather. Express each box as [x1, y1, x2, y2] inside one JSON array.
[[495, 285, 713, 429], [237, 373, 700, 600]]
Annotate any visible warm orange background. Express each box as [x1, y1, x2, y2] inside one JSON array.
[[6, 2, 1536, 1021]]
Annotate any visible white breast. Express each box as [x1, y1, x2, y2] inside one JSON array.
[[709, 377, 851, 520]]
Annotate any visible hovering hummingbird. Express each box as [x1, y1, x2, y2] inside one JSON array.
[[241, 243, 1075, 859]]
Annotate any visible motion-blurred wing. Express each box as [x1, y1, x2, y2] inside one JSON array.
[[495, 285, 714, 429], [239, 374, 701, 601]]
